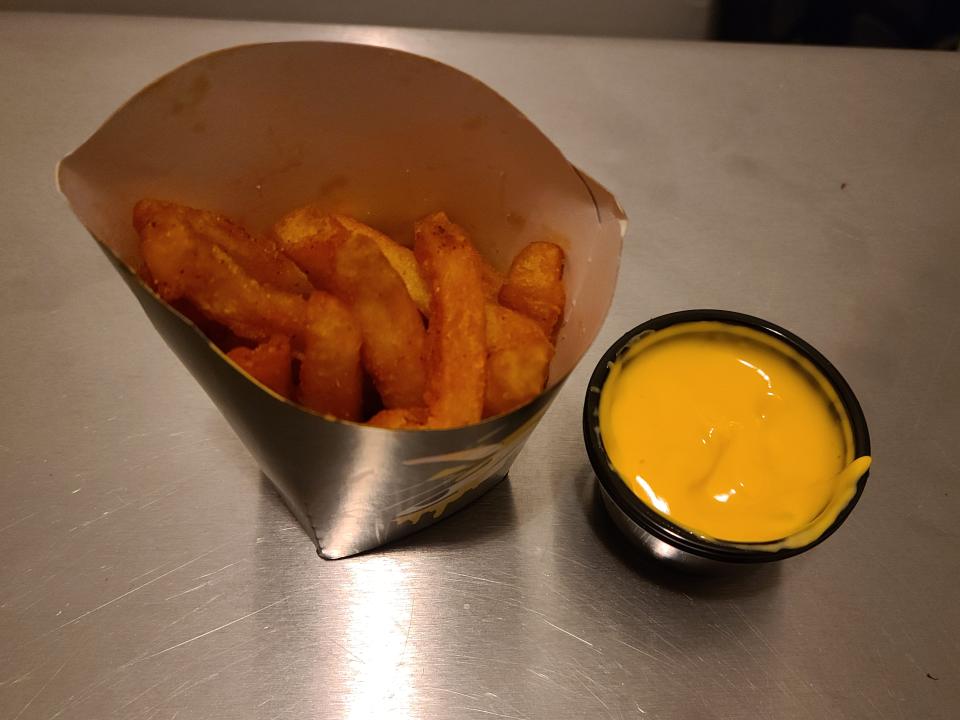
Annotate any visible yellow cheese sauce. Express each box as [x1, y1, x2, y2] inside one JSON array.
[[598, 321, 871, 547]]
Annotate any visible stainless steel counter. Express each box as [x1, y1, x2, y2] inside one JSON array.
[[2, 11, 958, 719]]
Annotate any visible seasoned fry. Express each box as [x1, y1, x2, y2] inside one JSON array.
[[274, 209, 427, 409], [134, 199, 313, 295], [137, 196, 567, 428], [139, 219, 307, 342], [326, 232, 427, 408], [335, 215, 431, 315], [227, 336, 293, 398], [486, 303, 552, 354], [271, 203, 332, 249], [368, 407, 428, 429], [498, 241, 566, 340], [414, 212, 486, 428], [271, 206, 343, 286], [299, 292, 363, 420], [273, 207, 430, 314], [484, 304, 554, 417]]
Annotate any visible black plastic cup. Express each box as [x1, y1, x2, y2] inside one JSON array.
[[583, 309, 871, 570]]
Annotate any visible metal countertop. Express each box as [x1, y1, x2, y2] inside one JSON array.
[[1, 11, 958, 719]]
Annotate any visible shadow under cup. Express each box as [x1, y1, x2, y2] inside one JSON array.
[[582, 309, 871, 571]]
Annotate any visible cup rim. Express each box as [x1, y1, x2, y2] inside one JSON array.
[[582, 309, 871, 563]]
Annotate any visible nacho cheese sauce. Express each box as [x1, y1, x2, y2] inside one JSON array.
[[598, 321, 871, 547]]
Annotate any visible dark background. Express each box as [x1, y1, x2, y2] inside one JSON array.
[[715, 0, 960, 50]]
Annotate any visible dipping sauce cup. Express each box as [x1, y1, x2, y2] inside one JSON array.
[[583, 309, 871, 570]]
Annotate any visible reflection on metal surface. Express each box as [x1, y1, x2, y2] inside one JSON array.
[[344, 558, 413, 719]]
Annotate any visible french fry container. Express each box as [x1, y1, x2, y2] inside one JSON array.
[[58, 42, 626, 558]]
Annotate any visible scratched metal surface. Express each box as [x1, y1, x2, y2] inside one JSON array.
[[1, 11, 959, 720]]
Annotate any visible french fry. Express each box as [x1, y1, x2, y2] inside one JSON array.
[[274, 209, 427, 409], [271, 206, 343, 286], [326, 232, 427, 408], [498, 241, 566, 340], [227, 336, 293, 398], [484, 304, 554, 417], [271, 203, 331, 249], [138, 197, 567, 428], [299, 292, 363, 421], [134, 199, 313, 294], [139, 218, 307, 342], [345, 214, 490, 314], [368, 407, 428, 429], [414, 212, 486, 428], [335, 215, 431, 315], [273, 205, 430, 306], [273, 207, 430, 314]]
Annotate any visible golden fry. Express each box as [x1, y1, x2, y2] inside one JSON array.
[[273, 207, 430, 314], [335, 215, 431, 315], [299, 292, 363, 420], [484, 304, 554, 417], [271, 204, 332, 249], [138, 197, 566, 426], [326, 232, 427, 408], [271, 205, 343, 286], [486, 303, 552, 354], [498, 241, 566, 340], [414, 212, 486, 428], [274, 209, 427, 408], [227, 336, 293, 398], [368, 407, 428, 430], [134, 199, 313, 295], [139, 218, 306, 342]]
